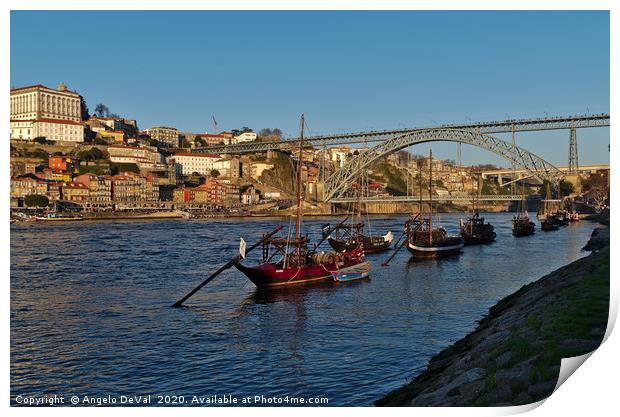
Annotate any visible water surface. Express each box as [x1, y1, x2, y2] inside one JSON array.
[[10, 213, 594, 405]]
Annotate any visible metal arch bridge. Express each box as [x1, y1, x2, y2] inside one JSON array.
[[193, 113, 609, 154], [323, 129, 564, 202]]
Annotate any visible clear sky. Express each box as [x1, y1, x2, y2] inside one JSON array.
[[10, 10, 609, 167]]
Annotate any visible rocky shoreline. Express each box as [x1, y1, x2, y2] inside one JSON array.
[[376, 224, 610, 407]]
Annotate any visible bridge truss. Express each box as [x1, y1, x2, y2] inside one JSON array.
[[323, 129, 564, 201], [194, 113, 609, 155]]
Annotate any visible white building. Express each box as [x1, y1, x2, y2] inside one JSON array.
[[232, 131, 257, 144], [10, 83, 84, 142], [171, 153, 221, 175]]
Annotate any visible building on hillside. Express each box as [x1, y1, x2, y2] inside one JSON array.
[[48, 156, 75, 172], [89, 116, 139, 137], [61, 182, 90, 203], [198, 134, 229, 146], [232, 131, 257, 144], [329, 147, 352, 168], [74, 174, 112, 206], [10, 176, 49, 198], [241, 185, 261, 205], [108, 145, 165, 170], [36, 168, 72, 183], [249, 161, 274, 180], [10, 83, 84, 142], [97, 130, 126, 143], [145, 126, 179, 148], [170, 153, 221, 176], [212, 157, 241, 179], [108, 172, 160, 202]]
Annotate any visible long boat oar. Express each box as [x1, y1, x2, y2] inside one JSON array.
[[313, 214, 350, 251], [172, 225, 283, 308], [381, 230, 408, 266]]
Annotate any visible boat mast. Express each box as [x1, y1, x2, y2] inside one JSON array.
[[429, 149, 433, 246], [295, 114, 305, 246]]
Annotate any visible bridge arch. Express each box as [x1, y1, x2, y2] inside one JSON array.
[[323, 128, 563, 201]]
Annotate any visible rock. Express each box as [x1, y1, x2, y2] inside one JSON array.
[[458, 379, 486, 402], [513, 391, 533, 405], [527, 380, 556, 399], [496, 351, 513, 368]]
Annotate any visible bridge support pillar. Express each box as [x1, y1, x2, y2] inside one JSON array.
[[569, 127, 578, 173]]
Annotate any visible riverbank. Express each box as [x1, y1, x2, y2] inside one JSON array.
[[376, 223, 609, 406]]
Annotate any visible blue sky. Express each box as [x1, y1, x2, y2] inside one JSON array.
[[10, 10, 609, 167]]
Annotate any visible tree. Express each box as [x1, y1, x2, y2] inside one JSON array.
[[77, 147, 106, 162], [94, 103, 110, 118], [79, 95, 89, 120], [210, 169, 220, 178], [559, 179, 575, 197], [33, 136, 47, 144], [25, 194, 49, 208], [179, 137, 191, 148], [111, 163, 140, 175]]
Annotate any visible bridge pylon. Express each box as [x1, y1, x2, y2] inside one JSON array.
[[569, 127, 579, 174]]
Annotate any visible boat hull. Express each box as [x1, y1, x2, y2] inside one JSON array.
[[327, 237, 391, 254], [235, 253, 367, 288], [406, 242, 464, 259], [331, 261, 372, 282], [461, 231, 497, 245]]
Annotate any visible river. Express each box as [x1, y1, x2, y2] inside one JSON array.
[[10, 213, 594, 406]]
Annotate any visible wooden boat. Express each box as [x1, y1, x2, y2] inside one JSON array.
[[235, 114, 370, 289], [459, 188, 495, 245], [323, 222, 393, 254], [513, 182, 535, 237], [406, 215, 464, 258], [459, 213, 496, 244], [405, 150, 464, 259], [541, 219, 560, 231]]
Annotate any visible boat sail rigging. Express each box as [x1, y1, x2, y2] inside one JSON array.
[[512, 181, 535, 237], [405, 150, 464, 259], [459, 173, 496, 245]]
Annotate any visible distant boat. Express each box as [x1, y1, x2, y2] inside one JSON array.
[[34, 212, 84, 222], [323, 222, 393, 254], [460, 212, 496, 245], [512, 183, 535, 237]]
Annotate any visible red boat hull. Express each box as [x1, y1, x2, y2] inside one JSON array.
[[235, 250, 366, 288]]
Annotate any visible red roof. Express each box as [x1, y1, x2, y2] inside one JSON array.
[[11, 118, 83, 126]]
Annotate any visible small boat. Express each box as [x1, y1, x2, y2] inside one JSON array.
[[10, 219, 17, 224], [235, 114, 370, 289], [34, 212, 84, 222], [405, 150, 464, 259], [331, 261, 372, 282], [569, 212, 580, 222]]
